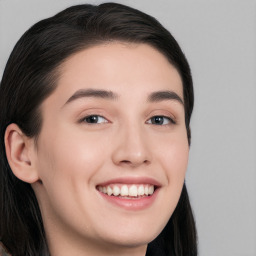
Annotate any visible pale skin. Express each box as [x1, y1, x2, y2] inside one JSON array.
[[5, 42, 189, 256]]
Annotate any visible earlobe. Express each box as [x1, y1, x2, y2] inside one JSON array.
[[4, 123, 40, 183]]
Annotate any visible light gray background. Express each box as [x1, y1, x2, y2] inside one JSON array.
[[0, 0, 255, 255]]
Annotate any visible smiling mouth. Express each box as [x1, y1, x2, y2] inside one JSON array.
[[97, 184, 155, 198]]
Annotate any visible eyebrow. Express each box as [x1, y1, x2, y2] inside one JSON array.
[[64, 88, 183, 106], [148, 90, 184, 105], [64, 89, 118, 105]]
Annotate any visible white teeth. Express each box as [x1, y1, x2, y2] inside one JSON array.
[[107, 186, 112, 196], [148, 185, 154, 195], [120, 185, 129, 196], [99, 184, 155, 197], [144, 185, 149, 196], [129, 185, 138, 197], [113, 186, 120, 196], [138, 185, 144, 196]]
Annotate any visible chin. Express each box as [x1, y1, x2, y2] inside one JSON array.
[[97, 224, 162, 249]]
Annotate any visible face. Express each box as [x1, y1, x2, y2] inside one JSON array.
[[32, 42, 189, 254]]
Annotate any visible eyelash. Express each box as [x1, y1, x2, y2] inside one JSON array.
[[80, 115, 108, 124], [80, 115, 176, 126], [146, 116, 176, 125]]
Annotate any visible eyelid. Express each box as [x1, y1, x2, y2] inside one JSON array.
[[78, 114, 110, 124], [146, 115, 176, 125], [146, 108, 177, 123]]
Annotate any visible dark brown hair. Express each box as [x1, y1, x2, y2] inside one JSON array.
[[0, 3, 197, 255]]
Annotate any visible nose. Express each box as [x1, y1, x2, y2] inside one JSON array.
[[111, 124, 151, 168]]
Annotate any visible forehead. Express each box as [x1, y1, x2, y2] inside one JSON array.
[[45, 42, 183, 107]]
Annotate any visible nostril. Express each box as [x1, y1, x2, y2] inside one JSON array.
[[119, 159, 150, 167], [121, 160, 131, 164]]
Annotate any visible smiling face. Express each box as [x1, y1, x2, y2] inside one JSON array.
[[31, 42, 189, 255]]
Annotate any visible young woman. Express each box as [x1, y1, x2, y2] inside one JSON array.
[[0, 3, 197, 256]]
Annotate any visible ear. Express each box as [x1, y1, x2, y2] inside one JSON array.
[[4, 123, 40, 183]]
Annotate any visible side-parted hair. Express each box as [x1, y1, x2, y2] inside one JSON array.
[[0, 3, 197, 256]]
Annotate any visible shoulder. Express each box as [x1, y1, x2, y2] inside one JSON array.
[[0, 242, 11, 256]]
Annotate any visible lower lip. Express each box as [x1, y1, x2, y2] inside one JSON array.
[[98, 189, 159, 210]]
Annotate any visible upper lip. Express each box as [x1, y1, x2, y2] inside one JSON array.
[[96, 176, 162, 187]]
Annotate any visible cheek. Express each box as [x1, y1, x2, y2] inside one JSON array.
[[153, 130, 189, 204], [165, 142, 188, 194], [142, 131, 189, 238], [167, 142, 189, 176], [38, 125, 107, 177], [34, 128, 109, 228], [35, 126, 109, 207], [154, 131, 189, 178]]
